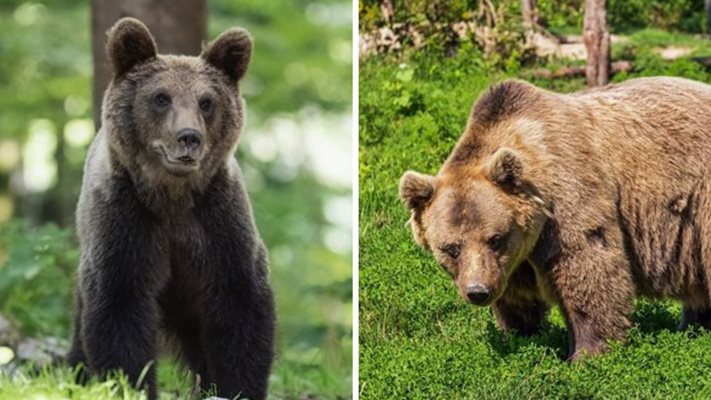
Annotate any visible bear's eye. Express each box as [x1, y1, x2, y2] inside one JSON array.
[[199, 99, 213, 113], [154, 93, 171, 108], [440, 243, 460, 259], [487, 234, 507, 251]]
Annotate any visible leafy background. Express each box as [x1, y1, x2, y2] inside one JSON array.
[[359, 0, 711, 399], [0, 0, 352, 398]]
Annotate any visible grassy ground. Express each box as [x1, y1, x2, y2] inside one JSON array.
[[0, 356, 340, 399], [359, 33, 711, 399], [0, 367, 152, 400]]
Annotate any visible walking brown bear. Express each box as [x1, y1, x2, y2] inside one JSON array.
[[399, 77, 711, 360], [66, 18, 275, 399]]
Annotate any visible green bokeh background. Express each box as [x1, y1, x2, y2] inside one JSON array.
[[0, 0, 352, 398]]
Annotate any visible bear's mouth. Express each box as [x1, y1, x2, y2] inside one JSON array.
[[166, 154, 195, 164], [155, 145, 200, 176]]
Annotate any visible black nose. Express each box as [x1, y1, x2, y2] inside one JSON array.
[[177, 128, 201, 151], [466, 284, 491, 305]]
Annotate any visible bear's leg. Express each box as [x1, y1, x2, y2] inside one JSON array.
[[679, 305, 711, 330], [82, 279, 161, 399], [194, 173, 275, 399], [492, 261, 549, 336], [547, 246, 634, 360], [79, 188, 166, 400], [198, 244, 275, 399]]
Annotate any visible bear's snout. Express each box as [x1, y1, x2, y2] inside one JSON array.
[[177, 128, 202, 156], [465, 284, 491, 305]]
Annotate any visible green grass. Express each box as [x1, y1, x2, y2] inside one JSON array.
[[359, 39, 711, 399], [0, 356, 346, 399], [0, 366, 151, 400], [0, 360, 192, 400]]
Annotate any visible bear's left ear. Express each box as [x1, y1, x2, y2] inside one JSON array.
[[485, 147, 523, 190], [202, 28, 253, 83], [107, 18, 158, 78]]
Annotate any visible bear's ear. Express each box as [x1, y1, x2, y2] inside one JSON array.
[[106, 17, 157, 78], [399, 171, 436, 211], [485, 147, 523, 190], [201, 28, 253, 83]]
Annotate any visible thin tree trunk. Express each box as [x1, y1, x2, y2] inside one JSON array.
[[91, 0, 206, 127], [380, 0, 394, 25], [583, 0, 610, 87], [521, 0, 537, 30], [706, 0, 711, 38]]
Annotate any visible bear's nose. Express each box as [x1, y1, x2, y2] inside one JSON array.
[[177, 128, 202, 152], [465, 284, 491, 305]]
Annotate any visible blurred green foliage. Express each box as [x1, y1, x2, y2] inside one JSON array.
[[360, 0, 707, 33], [359, 0, 709, 62], [536, 0, 708, 34], [360, 0, 481, 27], [0, 222, 76, 337], [0, 0, 352, 398], [211, 0, 352, 114]]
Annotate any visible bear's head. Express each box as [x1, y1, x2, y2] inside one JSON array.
[[399, 148, 549, 306], [102, 17, 251, 185]]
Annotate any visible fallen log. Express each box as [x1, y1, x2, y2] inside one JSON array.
[[529, 60, 632, 79]]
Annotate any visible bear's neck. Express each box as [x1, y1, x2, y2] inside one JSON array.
[[112, 157, 214, 216]]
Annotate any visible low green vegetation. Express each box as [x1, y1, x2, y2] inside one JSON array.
[[0, 355, 343, 399], [1, 366, 154, 400], [359, 30, 711, 399]]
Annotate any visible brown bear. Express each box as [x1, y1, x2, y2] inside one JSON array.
[[66, 18, 275, 399], [399, 77, 711, 360]]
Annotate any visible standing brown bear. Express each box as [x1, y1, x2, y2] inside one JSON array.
[[400, 77, 711, 360], [66, 18, 275, 399]]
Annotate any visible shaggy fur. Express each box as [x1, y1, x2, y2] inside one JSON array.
[[66, 18, 275, 399], [400, 77, 711, 360]]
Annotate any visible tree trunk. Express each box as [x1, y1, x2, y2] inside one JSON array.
[[91, 0, 207, 127], [583, 0, 610, 87], [706, 0, 711, 38], [380, 0, 394, 25], [521, 0, 537, 30]]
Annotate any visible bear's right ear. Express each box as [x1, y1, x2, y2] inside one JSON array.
[[106, 18, 157, 78], [201, 28, 253, 83], [399, 171, 436, 211], [485, 147, 523, 191]]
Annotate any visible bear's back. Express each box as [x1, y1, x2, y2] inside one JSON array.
[[570, 77, 711, 177]]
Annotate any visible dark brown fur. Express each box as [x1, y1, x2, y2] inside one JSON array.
[[400, 77, 711, 360], [66, 18, 275, 399], [449, 81, 542, 165]]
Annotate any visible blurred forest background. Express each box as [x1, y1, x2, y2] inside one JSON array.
[[0, 0, 352, 398], [359, 0, 711, 399], [359, 0, 711, 86]]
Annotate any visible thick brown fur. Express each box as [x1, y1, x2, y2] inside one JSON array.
[[400, 77, 711, 360], [66, 18, 275, 399]]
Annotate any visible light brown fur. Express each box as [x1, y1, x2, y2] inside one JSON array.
[[400, 77, 711, 359]]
